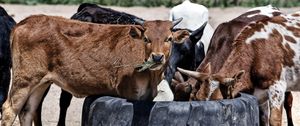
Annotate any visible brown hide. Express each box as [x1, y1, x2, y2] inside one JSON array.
[[210, 14, 298, 125], [1, 14, 190, 126], [176, 7, 298, 126], [10, 15, 174, 100], [176, 9, 281, 100], [199, 9, 276, 76]]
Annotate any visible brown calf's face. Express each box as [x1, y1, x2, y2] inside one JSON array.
[[171, 71, 193, 101], [178, 63, 245, 100], [135, 18, 183, 71]]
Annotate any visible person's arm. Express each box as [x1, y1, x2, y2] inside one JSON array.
[[202, 8, 209, 22], [169, 9, 174, 21]]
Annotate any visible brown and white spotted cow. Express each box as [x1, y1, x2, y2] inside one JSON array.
[[178, 8, 300, 126], [174, 5, 283, 100], [175, 6, 294, 125], [1, 15, 184, 126]]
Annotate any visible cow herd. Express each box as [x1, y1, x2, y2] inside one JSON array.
[[0, 2, 299, 126]]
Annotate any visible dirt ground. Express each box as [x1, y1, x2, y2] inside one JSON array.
[[0, 4, 299, 126]]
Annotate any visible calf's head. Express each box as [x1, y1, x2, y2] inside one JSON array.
[[135, 18, 183, 71], [177, 63, 245, 100], [171, 72, 193, 101]]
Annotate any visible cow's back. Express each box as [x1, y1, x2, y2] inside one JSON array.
[[233, 12, 300, 90], [12, 15, 148, 99], [199, 7, 281, 73], [71, 4, 143, 25]]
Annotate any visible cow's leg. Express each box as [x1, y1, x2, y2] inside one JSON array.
[[33, 86, 51, 126], [34, 88, 73, 126], [284, 91, 294, 126], [259, 100, 270, 126], [0, 68, 11, 113], [268, 81, 286, 126], [19, 79, 51, 126], [57, 89, 73, 126], [1, 78, 32, 126], [253, 88, 270, 126]]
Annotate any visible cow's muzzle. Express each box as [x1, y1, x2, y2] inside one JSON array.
[[152, 54, 164, 63]]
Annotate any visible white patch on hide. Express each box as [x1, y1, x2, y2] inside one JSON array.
[[245, 13, 300, 44], [207, 80, 219, 100], [246, 5, 280, 18], [153, 79, 174, 101], [242, 11, 300, 92], [268, 80, 286, 109]]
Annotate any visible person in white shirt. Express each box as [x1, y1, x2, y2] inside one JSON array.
[[169, 0, 214, 54]]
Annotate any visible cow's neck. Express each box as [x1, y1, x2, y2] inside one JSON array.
[[217, 42, 254, 93], [149, 70, 163, 98]]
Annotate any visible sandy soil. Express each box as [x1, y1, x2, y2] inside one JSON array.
[[0, 4, 299, 126]]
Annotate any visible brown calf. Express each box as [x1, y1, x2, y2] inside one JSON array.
[[1, 15, 184, 126]]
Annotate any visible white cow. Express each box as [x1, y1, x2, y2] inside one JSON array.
[[169, 0, 214, 54]]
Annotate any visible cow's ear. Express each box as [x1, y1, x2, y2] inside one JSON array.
[[176, 30, 190, 43], [222, 70, 245, 86], [232, 70, 245, 80], [129, 26, 144, 39], [173, 30, 189, 43]]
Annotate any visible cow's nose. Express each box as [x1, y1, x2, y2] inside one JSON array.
[[152, 54, 164, 63]]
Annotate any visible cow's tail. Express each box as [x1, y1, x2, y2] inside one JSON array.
[[9, 28, 14, 68], [10, 26, 21, 72]]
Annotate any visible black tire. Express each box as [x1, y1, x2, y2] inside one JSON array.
[[148, 101, 190, 126], [81, 95, 102, 126], [130, 100, 155, 126], [82, 93, 259, 126], [84, 96, 134, 126], [187, 93, 259, 126]]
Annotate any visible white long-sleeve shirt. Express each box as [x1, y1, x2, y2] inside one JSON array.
[[169, 0, 214, 54]]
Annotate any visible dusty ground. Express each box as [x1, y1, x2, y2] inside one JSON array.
[[0, 4, 299, 126]]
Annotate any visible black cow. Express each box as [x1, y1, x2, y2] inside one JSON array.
[[35, 3, 144, 126], [70, 3, 144, 24], [165, 23, 206, 85], [0, 6, 16, 113]]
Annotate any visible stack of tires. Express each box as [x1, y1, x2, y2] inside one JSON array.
[[82, 93, 259, 126]]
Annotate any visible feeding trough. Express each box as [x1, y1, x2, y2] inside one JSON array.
[[81, 93, 259, 126]]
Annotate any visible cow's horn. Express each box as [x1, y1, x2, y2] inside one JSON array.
[[134, 18, 144, 26], [177, 67, 201, 79], [172, 17, 183, 28], [189, 21, 207, 43]]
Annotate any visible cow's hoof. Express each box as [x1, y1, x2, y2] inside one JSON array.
[[82, 93, 259, 126]]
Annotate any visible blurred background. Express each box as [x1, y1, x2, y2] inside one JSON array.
[[0, 0, 300, 7]]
